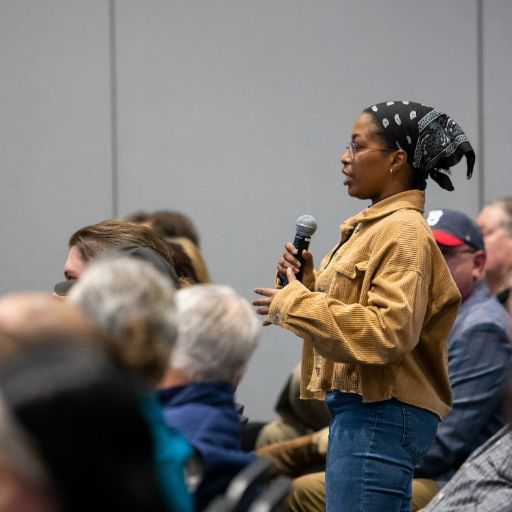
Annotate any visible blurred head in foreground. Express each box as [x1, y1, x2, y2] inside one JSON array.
[[68, 256, 178, 385], [0, 341, 168, 512]]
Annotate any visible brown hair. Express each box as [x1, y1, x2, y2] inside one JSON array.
[[168, 242, 199, 284], [133, 210, 201, 247], [69, 219, 176, 269], [126, 210, 151, 224]]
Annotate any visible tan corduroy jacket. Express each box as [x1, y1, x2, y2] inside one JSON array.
[[269, 190, 460, 419]]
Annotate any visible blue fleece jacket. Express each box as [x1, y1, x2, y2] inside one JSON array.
[[158, 382, 256, 511]]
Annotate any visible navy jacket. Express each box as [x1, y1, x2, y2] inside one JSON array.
[[414, 280, 512, 484], [158, 382, 256, 511]]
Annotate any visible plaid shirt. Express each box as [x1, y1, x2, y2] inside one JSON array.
[[425, 425, 512, 511]]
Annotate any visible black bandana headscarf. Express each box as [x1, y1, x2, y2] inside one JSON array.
[[364, 101, 475, 191]]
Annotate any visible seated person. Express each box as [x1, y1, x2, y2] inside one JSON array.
[[419, 278, 512, 512], [422, 384, 512, 510], [0, 394, 59, 512], [0, 340, 169, 512], [477, 197, 512, 305], [68, 255, 195, 512], [255, 362, 330, 449], [129, 209, 211, 283], [157, 284, 260, 510], [54, 218, 181, 295], [260, 209, 512, 512], [0, 296, 101, 512], [0, 292, 102, 355]]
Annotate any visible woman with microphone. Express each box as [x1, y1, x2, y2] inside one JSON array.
[[254, 101, 474, 511]]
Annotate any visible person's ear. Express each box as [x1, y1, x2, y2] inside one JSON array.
[[389, 149, 408, 171], [472, 250, 486, 280]]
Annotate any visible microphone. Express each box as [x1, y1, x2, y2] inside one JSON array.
[[282, 214, 317, 286]]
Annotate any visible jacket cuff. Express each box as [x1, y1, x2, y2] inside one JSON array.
[[268, 280, 305, 326]]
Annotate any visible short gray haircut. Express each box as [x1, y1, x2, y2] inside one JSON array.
[[68, 256, 178, 383], [172, 284, 260, 384], [0, 393, 48, 487], [486, 197, 512, 236]]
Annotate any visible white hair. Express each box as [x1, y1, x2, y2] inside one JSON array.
[[172, 284, 260, 384], [68, 256, 178, 383]]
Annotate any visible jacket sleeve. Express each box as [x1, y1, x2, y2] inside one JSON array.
[[268, 262, 430, 365]]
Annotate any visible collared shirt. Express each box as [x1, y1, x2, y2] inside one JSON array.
[[415, 279, 512, 483], [424, 425, 512, 511], [269, 189, 460, 418]]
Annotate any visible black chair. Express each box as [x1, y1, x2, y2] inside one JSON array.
[[241, 421, 267, 452], [247, 476, 292, 512], [204, 457, 274, 512], [234, 402, 245, 415], [235, 402, 249, 428]]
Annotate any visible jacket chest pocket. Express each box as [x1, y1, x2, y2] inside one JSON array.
[[328, 260, 368, 303]]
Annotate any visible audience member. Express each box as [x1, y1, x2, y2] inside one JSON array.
[[54, 219, 180, 295], [157, 284, 260, 510], [419, 282, 512, 510], [129, 210, 200, 246], [68, 256, 195, 512], [129, 210, 211, 283], [477, 197, 512, 304], [0, 293, 103, 359], [414, 208, 512, 507], [255, 362, 329, 449], [421, 422, 512, 511], [0, 341, 169, 512], [0, 394, 59, 512], [68, 255, 178, 384], [269, 209, 512, 512]]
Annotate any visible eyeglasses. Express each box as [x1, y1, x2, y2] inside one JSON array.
[[345, 141, 395, 164]]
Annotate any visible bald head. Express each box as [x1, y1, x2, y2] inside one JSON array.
[[0, 293, 102, 361]]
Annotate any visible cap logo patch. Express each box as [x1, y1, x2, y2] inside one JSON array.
[[426, 210, 444, 226]]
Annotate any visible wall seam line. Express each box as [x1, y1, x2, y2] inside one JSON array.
[[477, 0, 484, 208], [109, 0, 119, 217]]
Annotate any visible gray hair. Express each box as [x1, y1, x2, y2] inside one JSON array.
[[172, 284, 260, 384], [486, 197, 512, 236], [68, 256, 178, 383], [0, 393, 48, 487]]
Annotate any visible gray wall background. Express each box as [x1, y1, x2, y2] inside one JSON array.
[[1, 0, 511, 421]]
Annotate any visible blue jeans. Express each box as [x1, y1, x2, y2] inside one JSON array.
[[325, 391, 438, 512]]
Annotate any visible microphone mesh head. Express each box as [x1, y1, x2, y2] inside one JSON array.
[[296, 215, 317, 237]]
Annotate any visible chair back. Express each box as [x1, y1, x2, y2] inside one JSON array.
[[247, 476, 292, 512], [204, 457, 274, 512]]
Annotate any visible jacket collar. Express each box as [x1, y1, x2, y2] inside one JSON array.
[[349, 189, 425, 226], [157, 381, 236, 408], [338, 189, 425, 243]]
